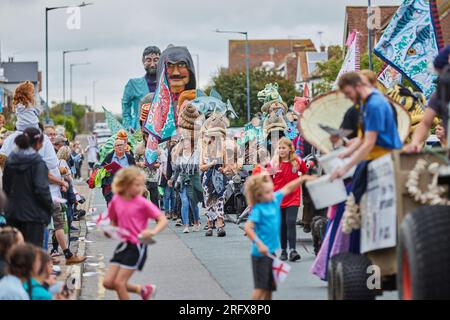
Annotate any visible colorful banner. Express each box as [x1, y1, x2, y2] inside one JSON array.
[[143, 65, 177, 166], [334, 30, 360, 88], [374, 0, 443, 98], [378, 64, 403, 89]]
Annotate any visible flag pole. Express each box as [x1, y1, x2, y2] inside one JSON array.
[[368, 0, 373, 70]]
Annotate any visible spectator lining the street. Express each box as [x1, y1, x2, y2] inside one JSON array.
[[244, 173, 316, 300], [2, 128, 53, 247], [0, 227, 24, 279], [0, 243, 36, 300], [23, 248, 53, 300], [101, 139, 136, 205], [103, 167, 168, 300], [171, 135, 202, 234], [267, 137, 307, 262], [160, 140, 177, 220]]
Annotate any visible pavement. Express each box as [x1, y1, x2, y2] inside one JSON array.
[[77, 188, 329, 300]]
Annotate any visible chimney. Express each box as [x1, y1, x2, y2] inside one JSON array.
[[320, 44, 326, 52], [8, 57, 13, 62]]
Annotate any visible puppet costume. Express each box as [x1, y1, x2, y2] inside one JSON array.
[[122, 46, 161, 131]]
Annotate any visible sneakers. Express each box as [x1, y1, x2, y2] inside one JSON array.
[[70, 226, 79, 232], [280, 250, 288, 261], [183, 227, 190, 233], [65, 255, 87, 265], [205, 228, 213, 237], [175, 219, 183, 227], [217, 227, 226, 237], [289, 250, 301, 262], [140, 284, 157, 300], [193, 224, 201, 232], [50, 250, 61, 257]]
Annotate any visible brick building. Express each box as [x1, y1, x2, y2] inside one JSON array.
[[344, 2, 449, 51], [438, 0, 450, 45], [228, 39, 316, 72], [343, 5, 399, 51]]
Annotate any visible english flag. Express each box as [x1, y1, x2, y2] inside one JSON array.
[[269, 255, 291, 284]]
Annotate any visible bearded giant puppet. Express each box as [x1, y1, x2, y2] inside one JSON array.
[[121, 46, 161, 131], [142, 45, 197, 165]]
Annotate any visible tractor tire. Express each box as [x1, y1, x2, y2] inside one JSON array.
[[398, 205, 450, 300], [332, 252, 376, 300]]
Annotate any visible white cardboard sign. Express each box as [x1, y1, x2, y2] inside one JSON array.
[[360, 154, 397, 253]]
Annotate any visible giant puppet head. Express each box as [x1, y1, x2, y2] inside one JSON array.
[[142, 46, 161, 76], [157, 45, 196, 95]]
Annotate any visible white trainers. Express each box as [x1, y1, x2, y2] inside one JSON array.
[[183, 227, 190, 233], [193, 224, 201, 232]]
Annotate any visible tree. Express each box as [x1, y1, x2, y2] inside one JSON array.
[[49, 102, 91, 134], [314, 45, 384, 96], [205, 68, 299, 126]]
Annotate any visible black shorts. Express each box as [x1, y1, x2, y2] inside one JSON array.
[[88, 162, 95, 169], [110, 242, 147, 271], [252, 255, 276, 291]]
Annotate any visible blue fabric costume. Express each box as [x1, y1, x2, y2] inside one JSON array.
[[121, 74, 156, 131]]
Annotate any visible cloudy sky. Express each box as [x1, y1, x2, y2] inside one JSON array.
[[0, 0, 400, 114]]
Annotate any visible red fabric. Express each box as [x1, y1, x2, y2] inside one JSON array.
[[267, 158, 307, 208], [252, 165, 264, 176], [87, 168, 99, 189]]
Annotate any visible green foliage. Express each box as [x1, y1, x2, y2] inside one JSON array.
[[205, 68, 299, 126], [49, 102, 90, 137], [314, 45, 385, 96], [52, 114, 75, 140]]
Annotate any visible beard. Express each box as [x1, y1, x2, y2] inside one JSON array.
[[146, 66, 157, 76]]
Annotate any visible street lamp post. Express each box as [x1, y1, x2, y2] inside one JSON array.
[[63, 48, 88, 103], [192, 54, 200, 85], [70, 62, 90, 102], [215, 29, 251, 122], [368, 0, 373, 70], [45, 2, 93, 124], [93, 80, 97, 126], [67, 62, 90, 126]]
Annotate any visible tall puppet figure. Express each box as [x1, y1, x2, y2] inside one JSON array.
[[143, 45, 197, 166], [122, 46, 161, 131]]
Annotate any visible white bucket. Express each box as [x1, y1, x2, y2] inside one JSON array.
[[305, 175, 348, 209], [318, 148, 356, 179]]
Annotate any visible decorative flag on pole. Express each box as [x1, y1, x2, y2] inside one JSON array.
[[0, 87, 3, 112], [102, 106, 126, 135], [334, 30, 361, 88], [378, 64, 403, 89], [143, 64, 177, 166], [269, 254, 291, 285], [374, 0, 444, 98]]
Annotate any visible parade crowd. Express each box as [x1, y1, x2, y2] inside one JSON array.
[[0, 41, 449, 301]]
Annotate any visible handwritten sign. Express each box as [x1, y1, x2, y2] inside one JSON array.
[[360, 154, 397, 253]]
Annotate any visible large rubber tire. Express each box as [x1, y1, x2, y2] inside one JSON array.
[[332, 252, 376, 300], [398, 205, 450, 300]]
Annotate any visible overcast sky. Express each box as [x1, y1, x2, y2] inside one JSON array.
[[0, 0, 400, 114]]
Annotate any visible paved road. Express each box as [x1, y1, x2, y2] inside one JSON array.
[[79, 188, 330, 300]]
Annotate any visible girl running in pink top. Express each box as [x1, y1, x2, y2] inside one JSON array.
[[103, 167, 168, 300]]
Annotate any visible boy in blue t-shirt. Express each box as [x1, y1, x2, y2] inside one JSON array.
[[244, 173, 316, 300]]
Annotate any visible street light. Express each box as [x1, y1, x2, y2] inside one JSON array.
[[192, 53, 200, 85], [45, 2, 93, 124], [70, 62, 90, 102], [215, 29, 251, 122], [63, 48, 88, 103], [92, 80, 97, 126]]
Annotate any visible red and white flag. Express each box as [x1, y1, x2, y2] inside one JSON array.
[[269, 254, 291, 284]]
